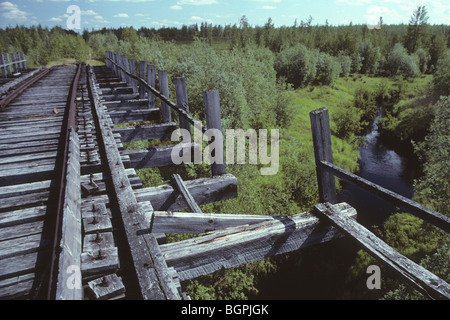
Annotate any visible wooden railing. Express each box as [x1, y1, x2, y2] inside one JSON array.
[[104, 50, 226, 176], [0, 52, 26, 77], [310, 107, 450, 299]]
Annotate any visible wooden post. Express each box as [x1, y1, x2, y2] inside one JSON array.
[[174, 78, 191, 135], [10, 53, 18, 73], [128, 58, 138, 93], [158, 70, 172, 123], [20, 52, 26, 70], [204, 90, 226, 176], [147, 64, 156, 109], [4, 54, 11, 76], [0, 54, 5, 78], [310, 107, 337, 204], [138, 61, 146, 99]]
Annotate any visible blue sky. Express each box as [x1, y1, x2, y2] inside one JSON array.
[[0, 0, 448, 31]]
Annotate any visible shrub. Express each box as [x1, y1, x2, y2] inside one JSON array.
[[386, 43, 420, 79], [274, 44, 317, 88]]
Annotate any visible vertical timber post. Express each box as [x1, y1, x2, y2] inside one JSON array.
[[158, 70, 172, 123], [174, 78, 191, 135], [310, 107, 337, 204], [128, 58, 138, 93], [139, 61, 146, 99], [0, 54, 5, 78], [20, 52, 26, 70], [204, 90, 226, 176], [147, 64, 156, 109], [4, 54, 11, 76]]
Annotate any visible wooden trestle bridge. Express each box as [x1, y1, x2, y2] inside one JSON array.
[[0, 51, 448, 300]]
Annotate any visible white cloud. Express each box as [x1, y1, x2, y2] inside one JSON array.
[[177, 0, 218, 5], [191, 15, 214, 23], [170, 5, 183, 10], [82, 10, 96, 16], [113, 13, 129, 18], [261, 5, 277, 9], [0, 1, 28, 21]]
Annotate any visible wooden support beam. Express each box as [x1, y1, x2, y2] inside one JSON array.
[[81, 173, 238, 213], [171, 174, 203, 213], [204, 90, 226, 176], [174, 78, 191, 134], [113, 122, 177, 142], [160, 202, 356, 282], [122, 143, 200, 169], [87, 65, 180, 300], [149, 211, 295, 234], [310, 107, 337, 204], [55, 129, 82, 300], [158, 70, 171, 123], [147, 64, 156, 109], [107, 108, 160, 124], [318, 160, 450, 233], [314, 202, 450, 300]]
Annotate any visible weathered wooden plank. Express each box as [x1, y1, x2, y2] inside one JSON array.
[[55, 129, 82, 300], [102, 99, 148, 111], [171, 174, 203, 214], [314, 202, 450, 300], [0, 251, 42, 280], [310, 107, 337, 203], [87, 65, 180, 300], [0, 273, 34, 299], [161, 203, 356, 281], [108, 108, 160, 124], [83, 232, 115, 252], [150, 211, 295, 234], [122, 143, 200, 169], [158, 70, 171, 123], [81, 174, 238, 212], [0, 206, 47, 228], [204, 90, 226, 176], [81, 248, 120, 277], [113, 122, 177, 142], [0, 233, 44, 259], [318, 160, 450, 233], [87, 274, 125, 300], [0, 220, 43, 241]]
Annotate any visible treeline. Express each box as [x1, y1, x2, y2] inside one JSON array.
[[0, 25, 88, 67]]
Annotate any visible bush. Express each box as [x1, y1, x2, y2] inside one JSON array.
[[386, 43, 420, 79], [274, 44, 317, 88], [315, 52, 342, 86], [332, 103, 362, 140], [337, 52, 352, 77]]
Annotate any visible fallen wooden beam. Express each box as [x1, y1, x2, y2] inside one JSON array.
[[160, 202, 356, 282], [314, 202, 450, 300], [171, 174, 203, 213], [150, 211, 293, 234]]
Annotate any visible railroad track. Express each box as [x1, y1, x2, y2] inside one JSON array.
[[0, 60, 238, 300]]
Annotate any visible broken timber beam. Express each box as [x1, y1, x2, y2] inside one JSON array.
[[171, 174, 203, 213], [314, 202, 450, 300], [160, 202, 356, 282]]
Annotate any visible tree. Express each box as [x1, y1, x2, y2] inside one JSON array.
[[404, 5, 429, 54]]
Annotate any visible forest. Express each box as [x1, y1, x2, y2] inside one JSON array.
[[1, 5, 449, 300]]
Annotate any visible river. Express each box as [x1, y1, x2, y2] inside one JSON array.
[[337, 108, 419, 228]]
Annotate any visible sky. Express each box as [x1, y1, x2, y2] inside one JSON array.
[[0, 0, 448, 31]]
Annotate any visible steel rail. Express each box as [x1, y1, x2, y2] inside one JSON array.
[[0, 66, 54, 111]]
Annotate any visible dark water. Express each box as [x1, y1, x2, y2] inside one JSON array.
[[337, 109, 419, 228]]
